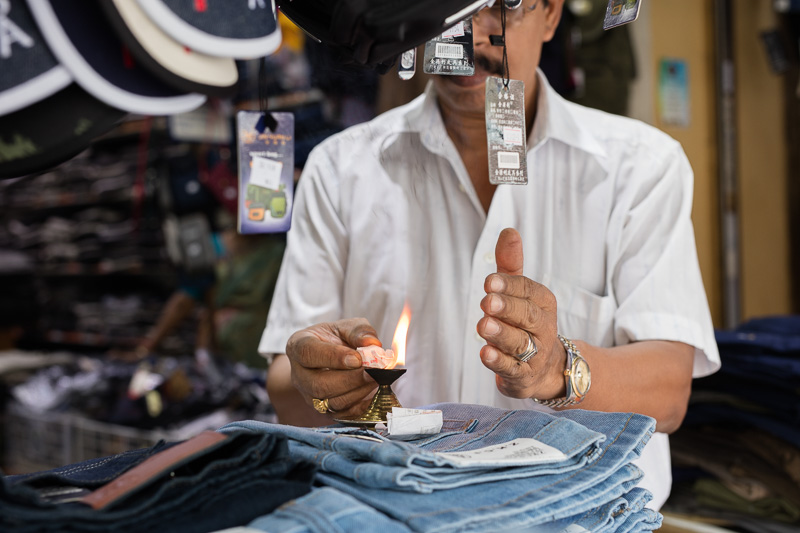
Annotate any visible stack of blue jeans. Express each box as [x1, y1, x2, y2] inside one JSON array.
[[220, 403, 662, 532], [666, 315, 800, 532], [0, 432, 315, 533]]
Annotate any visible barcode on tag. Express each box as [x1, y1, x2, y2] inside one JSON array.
[[435, 43, 463, 59], [441, 22, 465, 39], [503, 126, 523, 146], [497, 152, 520, 169]]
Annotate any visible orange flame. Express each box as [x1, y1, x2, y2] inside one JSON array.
[[388, 304, 411, 369]]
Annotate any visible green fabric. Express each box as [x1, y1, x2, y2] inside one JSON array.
[[694, 478, 800, 524], [213, 234, 286, 369]]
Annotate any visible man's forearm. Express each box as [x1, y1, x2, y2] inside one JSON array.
[[565, 340, 695, 434], [266, 354, 331, 427]]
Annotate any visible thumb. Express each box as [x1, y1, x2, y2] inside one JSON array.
[[495, 228, 524, 275]]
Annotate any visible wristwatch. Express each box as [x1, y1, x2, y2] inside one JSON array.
[[533, 334, 591, 408]]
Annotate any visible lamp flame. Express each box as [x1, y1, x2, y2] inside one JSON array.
[[388, 304, 411, 369]]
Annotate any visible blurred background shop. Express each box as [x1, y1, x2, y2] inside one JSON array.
[[1, 1, 799, 532]]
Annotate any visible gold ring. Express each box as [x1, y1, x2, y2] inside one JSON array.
[[312, 398, 330, 414]]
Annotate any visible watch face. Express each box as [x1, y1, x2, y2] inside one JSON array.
[[573, 359, 591, 396]]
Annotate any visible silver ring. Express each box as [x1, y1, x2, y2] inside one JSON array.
[[514, 332, 538, 363]]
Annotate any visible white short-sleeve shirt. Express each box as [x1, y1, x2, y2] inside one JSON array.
[[260, 71, 721, 509]]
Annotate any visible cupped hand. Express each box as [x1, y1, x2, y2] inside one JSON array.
[[285, 318, 382, 417]]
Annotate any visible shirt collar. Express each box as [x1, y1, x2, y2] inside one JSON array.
[[529, 69, 606, 159], [402, 70, 607, 160]]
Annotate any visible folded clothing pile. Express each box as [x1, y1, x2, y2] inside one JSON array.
[[0, 431, 315, 533], [221, 402, 663, 533], [665, 315, 800, 532]]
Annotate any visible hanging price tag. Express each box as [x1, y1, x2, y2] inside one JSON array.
[[236, 111, 294, 234], [398, 48, 417, 80], [485, 76, 528, 185], [423, 18, 475, 76], [603, 0, 641, 30]]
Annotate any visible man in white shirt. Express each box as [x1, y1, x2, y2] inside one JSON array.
[[261, 0, 720, 509]]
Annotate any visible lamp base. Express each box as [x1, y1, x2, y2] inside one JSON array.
[[334, 367, 406, 427]]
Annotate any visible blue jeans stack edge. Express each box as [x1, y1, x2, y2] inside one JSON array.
[[220, 403, 662, 533]]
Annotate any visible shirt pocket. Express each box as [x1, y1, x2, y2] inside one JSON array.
[[540, 273, 617, 347]]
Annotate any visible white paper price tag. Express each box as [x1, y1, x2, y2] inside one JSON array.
[[439, 438, 567, 467], [386, 408, 443, 440]]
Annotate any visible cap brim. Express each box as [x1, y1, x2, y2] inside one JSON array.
[[0, 84, 125, 180]]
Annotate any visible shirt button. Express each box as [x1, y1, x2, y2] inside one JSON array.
[[483, 252, 495, 264], [458, 183, 466, 193], [475, 332, 484, 342]]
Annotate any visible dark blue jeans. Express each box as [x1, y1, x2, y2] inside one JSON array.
[[0, 431, 315, 533]]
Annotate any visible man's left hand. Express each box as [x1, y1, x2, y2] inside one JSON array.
[[476, 228, 567, 401]]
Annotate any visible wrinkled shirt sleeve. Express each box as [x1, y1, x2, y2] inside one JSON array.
[[610, 140, 720, 378]]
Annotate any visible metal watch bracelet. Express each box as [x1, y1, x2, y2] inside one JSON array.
[[532, 334, 585, 408]]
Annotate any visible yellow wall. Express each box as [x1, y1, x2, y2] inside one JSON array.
[[732, 0, 792, 319], [647, 0, 722, 325], [641, 0, 792, 326]]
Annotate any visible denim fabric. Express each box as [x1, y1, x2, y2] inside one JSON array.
[[246, 487, 413, 533], [715, 315, 800, 355], [541, 487, 660, 533], [225, 404, 656, 533], [0, 432, 315, 533], [321, 462, 643, 532], [220, 403, 607, 493], [684, 403, 800, 448]]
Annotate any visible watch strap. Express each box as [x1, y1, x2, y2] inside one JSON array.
[[533, 334, 586, 408]]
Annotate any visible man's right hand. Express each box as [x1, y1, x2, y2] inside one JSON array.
[[284, 318, 382, 419]]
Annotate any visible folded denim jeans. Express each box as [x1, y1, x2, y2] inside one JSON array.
[[225, 404, 657, 533], [0, 432, 315, 533], [540, 487, 661, 533], [246, 487, 413, 533], [220, 403, 607, 493]]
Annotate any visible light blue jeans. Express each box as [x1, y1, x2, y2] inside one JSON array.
[[220, 403, 607, 493], [246, 487, 413, 533], [221, 404, 657, 532], [541, 487, 662, 533], [243, 485, 660, 533]]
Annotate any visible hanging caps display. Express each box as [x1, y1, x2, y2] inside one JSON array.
[[99, 0, 239, 97], [0, 84, 125, 179], [135, 0, 282, 59], [25, 0, 206, 115], [0, 0, 70, 116]]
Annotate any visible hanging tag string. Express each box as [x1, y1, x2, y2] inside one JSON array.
[[500, 0, 510, 89], [258, 57, 278, 132]]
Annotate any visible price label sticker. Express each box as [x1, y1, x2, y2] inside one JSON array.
[[250, 155, 283, 190]]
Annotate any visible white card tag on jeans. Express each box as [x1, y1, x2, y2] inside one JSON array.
[[559, 526, 591, 533], [438, 438, 567, 467], [386, 408, 443, 440], [486, 76, 528, 185]]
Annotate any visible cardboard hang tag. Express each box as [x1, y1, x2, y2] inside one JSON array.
[[236, 110, 294, 234], [422, 18, 475, 76], [485, 77, 528, 185], [603, 0, 641, 30]]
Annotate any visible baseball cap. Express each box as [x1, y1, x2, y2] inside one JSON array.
[[26, 0, 206, 115], [136, 0, 282, 59], [0, 0, 70, 116], [100, 0, 239, 97]]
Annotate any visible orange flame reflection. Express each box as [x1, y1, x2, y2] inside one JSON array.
[[388, 304, 411, 368]]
